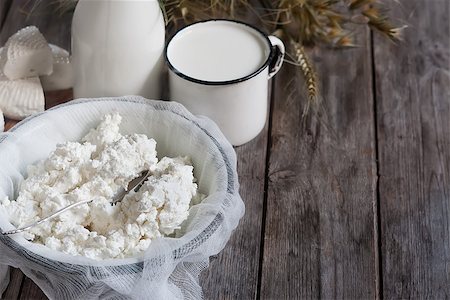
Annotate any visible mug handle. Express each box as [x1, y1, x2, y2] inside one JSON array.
[[268, 36, 285, 79]]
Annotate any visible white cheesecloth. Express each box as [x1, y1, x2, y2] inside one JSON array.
[[0, 96, 245, 299]]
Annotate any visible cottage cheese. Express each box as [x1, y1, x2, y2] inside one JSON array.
[[0, 113, 203, 260]]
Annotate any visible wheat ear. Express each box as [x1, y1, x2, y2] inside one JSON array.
[[291, 41, 319, 118]]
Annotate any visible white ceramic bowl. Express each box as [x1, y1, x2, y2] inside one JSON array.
[[0, 96, 243, 298]]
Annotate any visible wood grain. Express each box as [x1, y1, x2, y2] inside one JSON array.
[[2, 0, 450, 299], [18, 278, 47, 300], [0, 0, 13, 29], [200, 121, 269, 300], [198, 4, 270, 299], [260, 28, 379, 298], [2, 268, 24, 300], [374, 0, 450, 298]]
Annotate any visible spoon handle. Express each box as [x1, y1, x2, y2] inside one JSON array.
[[1, 170, 151, 236], [1, 199, 93, 236]]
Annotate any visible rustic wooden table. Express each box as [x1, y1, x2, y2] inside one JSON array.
[[1, 0, 449, 299]]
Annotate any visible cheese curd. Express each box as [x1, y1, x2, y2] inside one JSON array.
[[0, 113, 203, 260]]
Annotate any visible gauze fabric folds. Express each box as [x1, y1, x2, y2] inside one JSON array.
[[0, 97, 245, 299]]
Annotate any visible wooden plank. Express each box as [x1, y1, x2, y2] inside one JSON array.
[[199, 112, 269, 299], [260, 28, 379, 298], [374, 0, 450, 298], [2, 268, 24, 300], [199, 4, 269, 299], [18, 278, 47, 300], [0, 0, 13, 30]]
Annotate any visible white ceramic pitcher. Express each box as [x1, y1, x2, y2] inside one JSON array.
[[72, 0, 165, 99]]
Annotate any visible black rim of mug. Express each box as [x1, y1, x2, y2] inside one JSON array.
[[165, 19, 277, 86]]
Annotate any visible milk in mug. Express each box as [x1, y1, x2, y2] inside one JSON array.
[[166, 20, 285, 146], [167, 22, 270, 82]]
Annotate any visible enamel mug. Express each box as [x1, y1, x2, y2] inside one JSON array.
[[166, 19, 285, 146]]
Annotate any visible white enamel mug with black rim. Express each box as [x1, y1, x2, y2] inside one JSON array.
[[166, 19, 285, 146]]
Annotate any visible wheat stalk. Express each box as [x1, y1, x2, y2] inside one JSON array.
[[290, 41, 319, 118], [37, 0, 403, 117]]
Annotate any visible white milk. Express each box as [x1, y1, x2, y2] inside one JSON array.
[[167, 21, 270, 81], [72, 0, 164, 99], [167, 20, 285, 146]]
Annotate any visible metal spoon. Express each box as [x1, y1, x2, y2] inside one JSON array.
[[1, 170, 150, 236]]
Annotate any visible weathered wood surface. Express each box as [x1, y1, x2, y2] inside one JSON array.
[[2, 269, 23, 300], [1, 0, 450, 299], [18, 278, 46, 300], [200, 117, 269, 300], [260, 27, 378, 298], [198, 5, 270, 299], [374, 0, 450, 298], [0, 0, 12, 30]]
